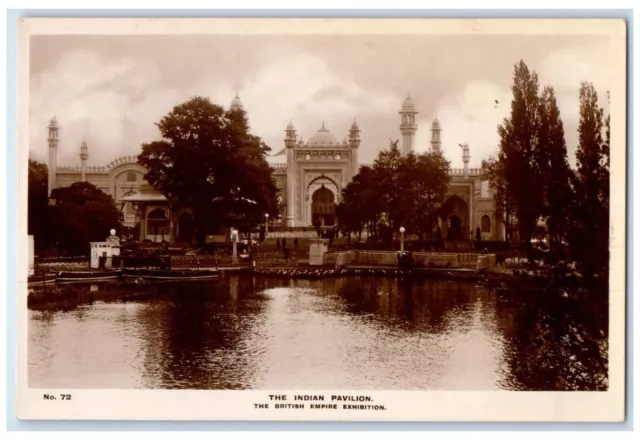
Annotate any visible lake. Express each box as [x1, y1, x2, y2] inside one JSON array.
[[28, 274, 608, 390]]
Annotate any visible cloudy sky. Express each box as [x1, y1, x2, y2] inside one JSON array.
[[29, 34, 612, 169]]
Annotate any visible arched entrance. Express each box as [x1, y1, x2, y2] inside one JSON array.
[[449, 215, 462, 240], [440, 195, 469, 241], [311, 185, 336, 227], [177, 212, 195, 243]]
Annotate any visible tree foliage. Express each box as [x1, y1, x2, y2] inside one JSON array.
[[496, 60, 546, 256], [336, 166, 381, 241], [138, 97, 279, 243], [490, 60, 576, 264], [569, 83, 610, 281], [28, 160, 49, 248], [537, 86, 575, 264], [48, 182, 123, 255], [336, 144, 451, 245]]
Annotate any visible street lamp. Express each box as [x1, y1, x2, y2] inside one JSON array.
[[231, 228, 239, 264], [399, 226, 406, 252], [265, 213, 269, 235]]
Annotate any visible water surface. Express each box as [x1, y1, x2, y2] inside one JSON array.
[[28, 275, 607, 390]]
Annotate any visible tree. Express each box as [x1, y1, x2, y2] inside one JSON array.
[[497, 60, 547, 258], [336, 165, 381, 243], [569, 83, 610, 281], [138, 97, 279, 244], [28, 160, 49, 249], [536, 86, 575, 266], [482, 155, 516, 243], [372, 142, 405, 245], [403, 151, 451, 242], [336, 146, 451, 248], [48, 182, 123, 255]]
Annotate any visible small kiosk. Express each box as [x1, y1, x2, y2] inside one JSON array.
[[90, 229, 121, 269], [309, 238, 329, 266]]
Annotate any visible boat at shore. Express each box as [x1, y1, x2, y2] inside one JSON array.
[[55, 270, 122, 283], [27, 273, 58, 287], [122, 269, 220, 281]]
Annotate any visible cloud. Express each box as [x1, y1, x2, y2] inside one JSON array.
[[417, 81, 512, 168], [30, 48, 401, 168], [30, 37, 613, 174], [238, 52, 400, 154]]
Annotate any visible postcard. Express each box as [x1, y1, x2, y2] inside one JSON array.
[[16, 17, 626, 422]]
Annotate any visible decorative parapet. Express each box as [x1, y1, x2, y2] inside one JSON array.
[[451, 167, 482, 176], [57, 155, 141, 174]]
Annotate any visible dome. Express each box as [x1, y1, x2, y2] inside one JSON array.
[[308, 122, 339, 146], [350, 119, 359, 130], [286, 120, 296, 131], [401, 95, 416, 112], [49, 116, 59, 127], [230, 93, 244, 111], [432, 117, 441, 128]]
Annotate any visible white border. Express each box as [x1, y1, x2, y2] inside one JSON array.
[[14, 17, 627, 422]]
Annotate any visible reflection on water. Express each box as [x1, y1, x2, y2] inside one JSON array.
[[28, 275, 607, 390]]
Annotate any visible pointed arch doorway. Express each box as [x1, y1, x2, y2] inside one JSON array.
[[448, 215, 463, 240], [311, 185, 336, 227]]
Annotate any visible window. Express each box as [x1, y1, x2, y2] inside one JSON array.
[[481, 215, 491, 233], [126, 171, 137, 182]]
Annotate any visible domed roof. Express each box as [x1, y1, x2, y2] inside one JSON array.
[[49, 116, 59, 127], [401, 95, 417, 112], [350, 119, 359, 130], [230, 93, 244, 111], [308, 122, 339, 146], [432, 117, 441, 128], [286, 120, 296, 131]]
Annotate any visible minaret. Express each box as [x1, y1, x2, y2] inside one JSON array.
[[79, 139, 89, 182], [461, 143, 470, 178], [47, 117, 60, 197], [285, 120, 297, 227], [230, 92, 244, 111], [399, 95, 418, 156], [348, 119, 361, 179], [430, 118, 442, 153]]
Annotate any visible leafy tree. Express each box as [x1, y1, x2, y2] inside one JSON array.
[[536, 86, 575, 265], [337, 146, 451, 248], [372, 143, 405, 244], [569, 83, 610, 281], [138, 97, 279, 244], [402, 151, 451, 242], [336, 165, 381, 243], [482, 155, 516, 243], [28, 160, 49, 249], [497, 60, 546, 258], [48, 182, 123, 255]]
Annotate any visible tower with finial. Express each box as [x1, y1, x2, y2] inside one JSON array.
[[80, 139, 89, 182], [399, 95, 418, 156], [47, 116, 60, 197], [348, 119, 361, 178], [430, 118, 442, 153], [230, 92, 244, 112], [284, 120, 297, 227], [460, 143, 470, 178]]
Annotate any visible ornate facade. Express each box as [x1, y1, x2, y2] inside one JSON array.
[[44, 94, 504, 243]]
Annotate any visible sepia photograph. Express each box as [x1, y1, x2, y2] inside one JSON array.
[[15, 17, 627, 422]]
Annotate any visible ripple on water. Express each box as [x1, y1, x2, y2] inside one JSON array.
[[28, 276, 606, 390]]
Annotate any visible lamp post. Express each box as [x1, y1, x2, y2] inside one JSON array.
[[265, 213, 269, 235], [399, 226, 406, 252], [231, 228, 238, 264]]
